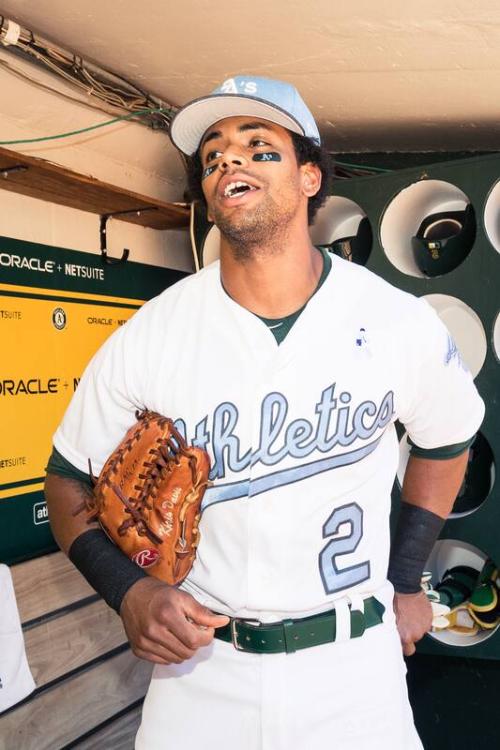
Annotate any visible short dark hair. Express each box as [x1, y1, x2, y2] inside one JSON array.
[[185, 130, 333, 225]]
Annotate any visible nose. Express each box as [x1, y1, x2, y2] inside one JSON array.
[[219, 144, 248, 171]]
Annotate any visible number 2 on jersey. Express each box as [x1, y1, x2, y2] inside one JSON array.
[[319, 502, 370, 594]]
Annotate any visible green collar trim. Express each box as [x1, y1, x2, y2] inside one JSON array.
[[257, 247, 332, 343]]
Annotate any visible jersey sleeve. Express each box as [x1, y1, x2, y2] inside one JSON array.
[[394, 297, 485, 449], [46, 446, 92, 485], [53, 303, 152, 474], [407, 435, 475, 459]]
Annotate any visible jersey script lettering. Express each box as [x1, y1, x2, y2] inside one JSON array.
[[174, 383, 394, 509]]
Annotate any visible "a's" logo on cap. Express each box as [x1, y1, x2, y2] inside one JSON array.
[[220, 78, 238, 93], [220, 78, 258, 95]]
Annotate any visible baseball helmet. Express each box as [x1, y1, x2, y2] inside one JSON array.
[[325, 217, 372, 266], [452, 433, 494, 515], [411, 203, 476, 277]]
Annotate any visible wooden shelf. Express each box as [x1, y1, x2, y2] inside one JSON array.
[[0, 146, 190, 230]]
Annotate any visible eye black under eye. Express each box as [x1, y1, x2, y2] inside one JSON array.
[[202, 164, 217, 180]]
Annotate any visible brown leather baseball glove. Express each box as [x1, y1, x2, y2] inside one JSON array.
[[85, 410, 211, 585]]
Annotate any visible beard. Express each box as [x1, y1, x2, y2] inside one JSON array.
[[211, 190, 298, 262]]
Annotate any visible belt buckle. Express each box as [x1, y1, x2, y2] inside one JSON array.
[[230, 618, 245, 651], [230, 618, 261, 651]]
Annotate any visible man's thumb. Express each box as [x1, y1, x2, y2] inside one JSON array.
[[189, 601, 230, 628]]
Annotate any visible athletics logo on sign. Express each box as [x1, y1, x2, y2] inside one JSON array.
[[52, 307, 66, 330], [33, 501, 49, 525]]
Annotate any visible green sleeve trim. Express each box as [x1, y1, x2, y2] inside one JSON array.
[[46, 446, 93, 486], [408, 434, 476, 460]]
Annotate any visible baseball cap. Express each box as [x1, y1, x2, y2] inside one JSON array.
[[170, 75, 321, 156], [412, 205, 476, 277]]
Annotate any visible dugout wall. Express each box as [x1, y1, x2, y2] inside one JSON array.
[[311, 153, 500, 749]]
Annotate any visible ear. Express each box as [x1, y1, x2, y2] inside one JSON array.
[[301, 163, 322, 198]]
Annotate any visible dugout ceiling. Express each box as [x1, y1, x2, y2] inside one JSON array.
[[1, 0, 500, 153]]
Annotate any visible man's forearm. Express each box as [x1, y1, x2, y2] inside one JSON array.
[[44, 472, 148, 612], [388, 450, 469, 594], [401, 450, 469, 517], [44, 472, 98, 553]]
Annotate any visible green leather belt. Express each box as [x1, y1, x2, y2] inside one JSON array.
[[214, 596, 385, 654]]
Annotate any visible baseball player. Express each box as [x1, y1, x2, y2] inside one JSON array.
[[45, 76, 484, 750]]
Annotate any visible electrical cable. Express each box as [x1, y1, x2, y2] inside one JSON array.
[[0, 17, 177, 132], [335, 160, 391, 173], [0, 108, 172, 145], [0, 56, 132, 116], [331, 160, 392, 179]]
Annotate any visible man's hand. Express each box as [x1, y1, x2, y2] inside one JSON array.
[[120, 577, 230, 665], [393, 590, 433, 656]]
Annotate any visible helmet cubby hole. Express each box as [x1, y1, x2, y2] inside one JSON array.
[[380, 179, 475, 278]]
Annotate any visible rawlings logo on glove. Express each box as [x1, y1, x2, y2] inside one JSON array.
[[83, 410, 211, 585]]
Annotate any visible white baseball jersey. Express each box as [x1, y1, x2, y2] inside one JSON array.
[[54, 255, 484, 622], [55, 255, 484, 749]]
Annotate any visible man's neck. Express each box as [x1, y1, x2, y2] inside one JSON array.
[[220, 230, 323, 318]]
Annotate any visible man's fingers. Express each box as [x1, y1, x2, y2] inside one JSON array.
[[393, 590, 431, 658], [153, 603, 219, 650], [136, 613, 199, 659], [171, 616, 219, 650], [214, 617, 231, 628], [402, 640, 416, 657], [133, 645, 186, 665], [134, 631, 197, 663], [173, 603, 229, 649], [123, 587, 228, 661]]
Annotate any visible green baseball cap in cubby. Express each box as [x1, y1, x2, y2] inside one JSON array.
[[411, 204, 476, 277]]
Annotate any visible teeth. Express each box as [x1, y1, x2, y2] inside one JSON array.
[[223, 181, 256, 198]]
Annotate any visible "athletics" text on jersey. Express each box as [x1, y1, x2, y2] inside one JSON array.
[[174, 383, 394, 483]]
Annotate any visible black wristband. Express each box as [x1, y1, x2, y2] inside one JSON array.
[[68, 528, 148, 613], [387, 502, 445, 594]]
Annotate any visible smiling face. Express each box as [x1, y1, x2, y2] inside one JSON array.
[[199, 116, 320, 258]]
